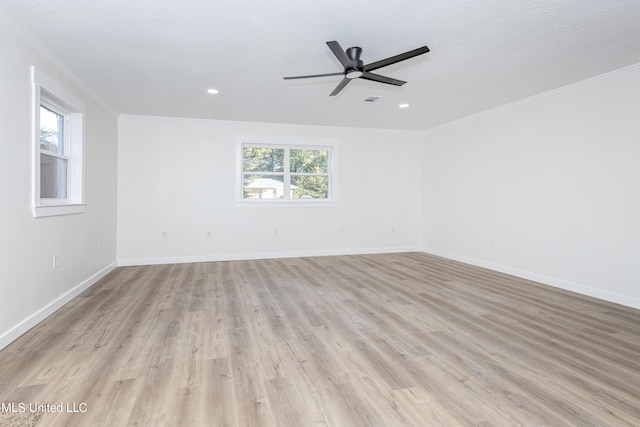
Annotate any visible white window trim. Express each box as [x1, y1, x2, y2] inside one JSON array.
[[31, 66, 86, 217], [235, 137, 338, 208]]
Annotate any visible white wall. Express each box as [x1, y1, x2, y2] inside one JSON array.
[[422, 65, 640, 308], [117, 116, 423, 265], [0, 19, 118, 349]]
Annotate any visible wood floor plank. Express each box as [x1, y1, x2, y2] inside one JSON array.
[[1, 252, 639, 426], [204, 357, 238, 427]]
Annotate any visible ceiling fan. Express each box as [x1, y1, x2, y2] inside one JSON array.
[[283, 41, 430, 96]]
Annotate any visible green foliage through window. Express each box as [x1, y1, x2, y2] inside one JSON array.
[[290, 149, 328, 173], [291, 175, 329, 199], [40, 106, 64, 154], [243, 147, 284, 172]]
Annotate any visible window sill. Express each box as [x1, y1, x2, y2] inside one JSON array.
[[236, 200, 337, 208], [32, 203, 86, 218]]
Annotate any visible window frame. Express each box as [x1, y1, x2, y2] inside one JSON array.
[[31, 66, 86, 217], [236, 140, 337, 207]]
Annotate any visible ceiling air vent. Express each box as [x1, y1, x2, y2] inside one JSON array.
[[364, 96, 381, 102]]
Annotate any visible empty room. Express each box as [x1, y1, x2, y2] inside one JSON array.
[[1, 1, 639, 426]]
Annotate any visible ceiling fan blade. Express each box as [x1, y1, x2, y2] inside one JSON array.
[[326, 41, 353, 69], [363, 45, 430, 72], [283, 72, 344, 80], [329, 78, 351, 96], [361, 72, 406, 86]]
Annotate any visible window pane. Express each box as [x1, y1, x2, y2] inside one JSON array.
[[290, 149, 328, 173], [40, 106, 64, 155], [243, 174, 286, 199], [40, 154, 67, 198], [291, 175, 329, 199], [243, 147, 284, 172]]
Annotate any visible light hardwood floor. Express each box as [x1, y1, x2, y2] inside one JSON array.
[[1, 252, 639, 426]]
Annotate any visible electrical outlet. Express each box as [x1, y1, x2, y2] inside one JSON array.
[[53, 254, 59, 269]]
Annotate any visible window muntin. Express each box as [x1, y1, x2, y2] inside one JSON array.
[[241, 144, 332, 201]]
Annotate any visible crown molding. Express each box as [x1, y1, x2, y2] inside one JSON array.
[[0, 7, 119, 117]]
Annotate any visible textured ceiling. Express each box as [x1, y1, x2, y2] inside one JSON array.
[[2, 0, 640, 130]]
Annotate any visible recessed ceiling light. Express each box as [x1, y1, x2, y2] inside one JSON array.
[[207, 89, 219, 94], [399, 103, 410, 108]]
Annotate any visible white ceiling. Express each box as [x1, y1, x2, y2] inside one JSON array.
[[2, 0, 640, 130]]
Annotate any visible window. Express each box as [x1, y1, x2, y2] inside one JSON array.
[[40, 104, 68, 199], [240, 143, 334, 203], [32, 67, 85, 217]]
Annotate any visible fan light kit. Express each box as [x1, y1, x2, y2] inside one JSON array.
[[399, 103, 410, 108], [284, 41, 430, 96], [207, 89, 219, 94]]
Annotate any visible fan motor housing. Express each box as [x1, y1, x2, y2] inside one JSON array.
[[346, 47, 364, 66], [345, 47, 364, 78]]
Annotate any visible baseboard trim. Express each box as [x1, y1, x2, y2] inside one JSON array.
[[422, 248, 640, 310], [0, 262, 118, 351], [117, 246, 421, 267]]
